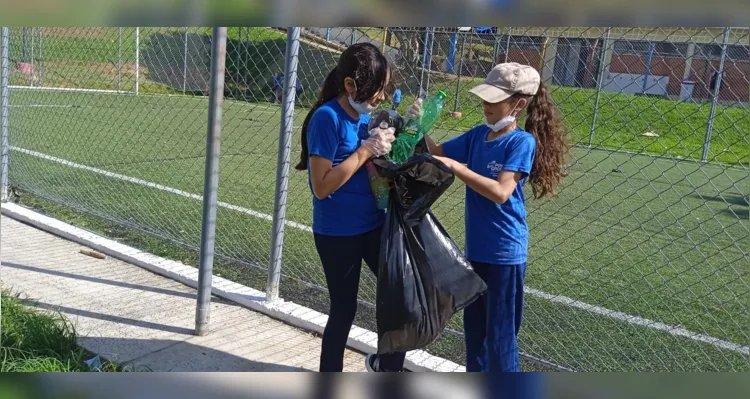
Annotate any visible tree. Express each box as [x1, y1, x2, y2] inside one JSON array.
[[390, 27, 426, 68]]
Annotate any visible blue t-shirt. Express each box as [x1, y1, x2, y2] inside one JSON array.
[[272, 74, 283, 90], [393, 89, 402, 103], [306, 99, 384, 236], [442, 125, 536, 265]]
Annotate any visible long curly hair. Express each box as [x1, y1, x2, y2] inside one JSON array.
[[517, 81, 569, 199]]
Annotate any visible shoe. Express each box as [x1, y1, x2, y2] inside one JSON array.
[[365, 354, 379, 372], [365, 354, 411, 372]]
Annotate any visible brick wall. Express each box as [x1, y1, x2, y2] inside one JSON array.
[[610, 55, 749, 102]]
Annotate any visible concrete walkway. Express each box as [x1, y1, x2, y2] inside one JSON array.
[[0, 215, 366, 372]]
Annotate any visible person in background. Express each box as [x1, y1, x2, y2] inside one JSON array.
[[295, 42, 411, 373], [392, 85, 402, 111], [295, 78, 304, 104], [410, 62, 568, 372], [270, 72, 303, 104], [710, 70, 725, 96], [269, 72, 283, 103]]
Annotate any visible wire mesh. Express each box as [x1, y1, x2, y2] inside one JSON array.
[[3, 26, 748, 372]]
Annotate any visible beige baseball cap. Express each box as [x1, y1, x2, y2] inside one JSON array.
[[469, 62, 541, 103]]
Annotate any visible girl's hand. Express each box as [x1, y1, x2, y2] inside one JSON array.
[[404, 98, 423, 121], [361, 125, 396, 157], [433, 155, 458, 171], [434, 155, 522, 205]]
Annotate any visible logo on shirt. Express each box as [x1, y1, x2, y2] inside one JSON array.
[[487, 161, 503, 176]]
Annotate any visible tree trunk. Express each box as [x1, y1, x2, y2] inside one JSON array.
[[391, 27, 424, 67]]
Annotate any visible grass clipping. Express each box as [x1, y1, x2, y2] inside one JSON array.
[[1, 291, 124, 372]]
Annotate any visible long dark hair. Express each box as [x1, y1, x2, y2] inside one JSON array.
[[520, 81, 569, 199], [295, 43, 390, 171]]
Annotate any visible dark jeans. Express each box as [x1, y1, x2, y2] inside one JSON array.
[[314, 226, 406, 372], [464, 262, 527, 372]]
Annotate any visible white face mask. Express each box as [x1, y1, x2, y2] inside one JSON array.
[[486, 100, 521, 132], [348, 82, 379, 115], [486, 115, 516, 132], [348, 95, 378, 115]]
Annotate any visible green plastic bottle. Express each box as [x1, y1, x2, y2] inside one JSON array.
[[389, 90, 448, 164]]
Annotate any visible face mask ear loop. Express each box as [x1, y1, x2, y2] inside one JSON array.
[[509, 98, 523, 119]]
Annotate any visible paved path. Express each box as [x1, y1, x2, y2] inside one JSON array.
[[0, 215, 366, 372]]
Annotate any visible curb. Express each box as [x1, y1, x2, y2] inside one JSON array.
[[1, 202, 465, 372]]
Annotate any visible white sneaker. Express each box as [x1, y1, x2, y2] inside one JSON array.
[[365, 354, 379, 372], [365, 354, 411, 372]]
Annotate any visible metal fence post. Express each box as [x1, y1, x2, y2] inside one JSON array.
[[589, 27, 611, 147], [183, 27, 189, 93], [641, 42, 656, 95], [424, 28, 434, 95], [453, 32, 465, 113], [38, 28, 43, 85], [492, 32, 500, 63], [117, 28, 122, 93], [446, 31, 458, 74], [505, 28, 512, 62], [266, 27, 300, 303], [419, 28, 430, 97], [702, 27, 731, 162], [1, 27, 10, 202], [30, 28, 35, 87], [195, 27, 227, 336], [135, 27, 140, 95]]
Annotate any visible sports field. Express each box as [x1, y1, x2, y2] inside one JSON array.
[[7, 87, 748, 371]]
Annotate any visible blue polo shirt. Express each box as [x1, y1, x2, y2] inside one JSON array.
[[306, 99, 384, 236], [442, 125, 536, 265]]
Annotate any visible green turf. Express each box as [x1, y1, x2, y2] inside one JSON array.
[[389, 81, 749, 166], [12, 188, 748, 372], [8, 27, 747, 165], [0, 290, 127, 372], [6, 89, 748, 371]]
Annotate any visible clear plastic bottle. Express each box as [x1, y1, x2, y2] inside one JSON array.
[[366, 160, 390, 210], [365, 112, 404, 210], [389, 90, 447, 163]]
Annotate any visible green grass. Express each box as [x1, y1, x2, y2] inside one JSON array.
[[0, 291, 126, 372], [9, 27, 748, 164], [353, 29, 748, 166], [6, 89, 748, 371], [388, 78, 749, 165], [7, 27, 343, 103]]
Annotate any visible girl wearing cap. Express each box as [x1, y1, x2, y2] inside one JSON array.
[[411, 62, 568, 372]]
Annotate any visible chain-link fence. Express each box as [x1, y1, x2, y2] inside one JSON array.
[[2, 26, 748, 372]]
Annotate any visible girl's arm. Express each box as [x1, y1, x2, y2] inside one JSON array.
[[307, 108, 385, 200], [435, 156, 522, 205], [424, 135, 444, 157], [309, 124, 395, 200], [435, 132, 535, 205], [309, 147, 374, 199]]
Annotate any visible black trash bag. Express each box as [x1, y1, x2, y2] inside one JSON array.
[[372, 157, 449, 224], [371, 139, 451, 224], [371, 142, 488, 354]]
